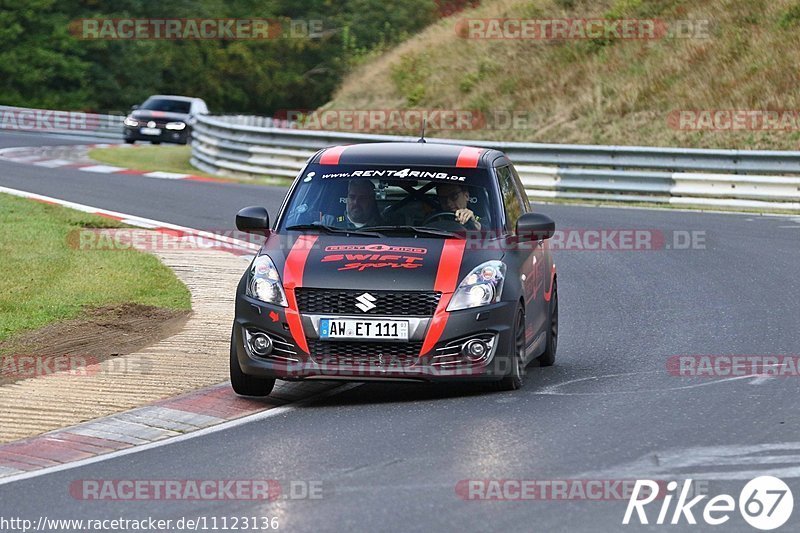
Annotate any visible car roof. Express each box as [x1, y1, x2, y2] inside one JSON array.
[[309, 142, 507, 169], [144, 95, 199, 102]]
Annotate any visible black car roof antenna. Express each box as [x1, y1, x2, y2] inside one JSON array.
[[417, 119, 426, 143]]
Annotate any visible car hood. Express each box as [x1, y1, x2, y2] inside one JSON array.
[[261, 233, 505, 292], [131, 110, 190, 122]]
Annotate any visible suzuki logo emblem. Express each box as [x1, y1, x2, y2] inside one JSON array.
[[355, 292, 377, 312]]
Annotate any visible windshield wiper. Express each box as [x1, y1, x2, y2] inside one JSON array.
[[285, 223, 381, 238], [363, 225, 464, 239]]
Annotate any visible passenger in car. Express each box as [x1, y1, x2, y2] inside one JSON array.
[[322, 179, 383, 228]]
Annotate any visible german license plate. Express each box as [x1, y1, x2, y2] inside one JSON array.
[[140, 127, 161, 135], [319, 319, 409, 341]]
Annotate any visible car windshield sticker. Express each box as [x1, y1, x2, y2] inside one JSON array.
[[320, 168, 467, 182]]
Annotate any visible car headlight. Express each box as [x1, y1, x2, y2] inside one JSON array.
[[447, 261, 506, 311], [246, 255, 288, 307], [123, 116, 138, 127], [165, 122, 186, 130]]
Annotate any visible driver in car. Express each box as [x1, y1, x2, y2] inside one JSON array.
[[436, 183, 481, 230], [322, 179, 383, 228]]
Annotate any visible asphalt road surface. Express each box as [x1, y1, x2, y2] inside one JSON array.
[[1, 131, 799, 532]]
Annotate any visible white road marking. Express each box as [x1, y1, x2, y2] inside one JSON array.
[[32, 159, 72, 168], [119, 218, 159, 227], [79, 164, 126, 173], [0, 185, 260, 251], [0, 383, 358, 486], [144, 171, 190, 179], [534, 371, 758, 396], [577, 442, 800, 480], [5, 155, 45, 163]]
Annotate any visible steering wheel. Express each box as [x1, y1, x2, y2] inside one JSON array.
[[423, 211, 457, 225], [383, 195, 438, 219], [423, 210, 480, 231]]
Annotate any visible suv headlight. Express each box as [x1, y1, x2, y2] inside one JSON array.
[[123, 116, 138, 127], [246, 255, 288, 307], [447, 261, 506, 311], [165, 122, 186, 130]]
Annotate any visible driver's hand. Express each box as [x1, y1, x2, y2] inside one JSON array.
[[455, 208, 480, 229]]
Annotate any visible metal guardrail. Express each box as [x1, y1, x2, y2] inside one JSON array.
[[192, 114, 800, 211], [0, 105, 124, 139]]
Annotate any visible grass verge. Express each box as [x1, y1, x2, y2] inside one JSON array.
[[88, 145, 292, 186], [0, 193, 191, 342]]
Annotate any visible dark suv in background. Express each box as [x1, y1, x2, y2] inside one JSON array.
[[123, 95, 208, 145]]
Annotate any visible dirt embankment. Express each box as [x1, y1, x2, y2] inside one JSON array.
[[1, 304, 189, 386]]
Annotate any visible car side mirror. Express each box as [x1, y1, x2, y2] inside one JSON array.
[[236, 206, 270, 234], [131, 104, 139, 111], [516, 213, 555, 241]]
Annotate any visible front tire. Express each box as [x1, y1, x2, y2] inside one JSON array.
[[495, 306, 525, 391], [230, 328, 275, 397]]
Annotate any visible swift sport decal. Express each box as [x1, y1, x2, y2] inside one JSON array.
[[321, 243, 427, 271], [324, 244, 427, 255], [321, 252, 425, 271]]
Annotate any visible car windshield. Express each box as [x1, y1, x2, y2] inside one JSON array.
[[279, 164, 500, 234], [140, 98, 191, 113]]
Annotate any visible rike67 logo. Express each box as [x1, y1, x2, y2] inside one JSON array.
[[623, 477, 794, 530]]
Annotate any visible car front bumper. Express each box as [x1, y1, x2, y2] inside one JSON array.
[[233, 294, 519, 383], [123, 126, 190, 144]]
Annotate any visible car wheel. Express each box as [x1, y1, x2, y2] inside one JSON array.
[[230, 327, 276, 397], [124, 139, 135, 144], [151, 141, 161, 145], [537, 282, 558, 367], [495, 306, 525, 391]]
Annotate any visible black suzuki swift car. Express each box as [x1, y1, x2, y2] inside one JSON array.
[[231, 142, 558, 395]]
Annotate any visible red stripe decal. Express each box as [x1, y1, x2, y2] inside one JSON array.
[[455, 147, 483, 168], [282, 235, 318, 354], [420, 239, 467, 355], [544, 264, 557, 302], [319, 145, 348, 165]]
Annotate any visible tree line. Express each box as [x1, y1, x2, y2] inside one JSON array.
[[0, 0, 477, 115]]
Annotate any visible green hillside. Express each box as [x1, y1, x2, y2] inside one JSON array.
[[321, 0, 800, 149]]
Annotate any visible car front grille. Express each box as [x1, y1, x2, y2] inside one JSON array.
[[295, 289, 440, 316], [308, 340, 423, 368]]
